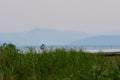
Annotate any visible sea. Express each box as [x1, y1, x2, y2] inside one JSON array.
[[18, 45, 120, 53]]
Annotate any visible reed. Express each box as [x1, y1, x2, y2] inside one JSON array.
[[0, 43, 120, 80]]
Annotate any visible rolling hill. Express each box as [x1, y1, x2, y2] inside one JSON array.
[[71, 35, 120, 46]]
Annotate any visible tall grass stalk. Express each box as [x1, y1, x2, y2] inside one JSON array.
[[0, 43, 120, 80]]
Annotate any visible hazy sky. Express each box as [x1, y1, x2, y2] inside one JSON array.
[[0, 0, 120, 34]]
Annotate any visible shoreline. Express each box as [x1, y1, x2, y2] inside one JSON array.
[[85, 50, 120, 56]]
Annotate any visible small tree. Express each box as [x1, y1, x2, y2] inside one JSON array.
[[40, 44, 46, 51], [1, 43, 18, 54]]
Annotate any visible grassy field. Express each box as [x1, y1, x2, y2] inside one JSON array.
[[0, 43, 120, 80]]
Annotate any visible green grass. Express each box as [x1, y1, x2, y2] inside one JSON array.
[[0, 43, 120, 80]]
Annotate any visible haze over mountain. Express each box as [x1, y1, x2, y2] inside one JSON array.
[[0, 28, 88, 46], [72, 35, 120, 46]]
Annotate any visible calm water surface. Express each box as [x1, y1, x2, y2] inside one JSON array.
[[18, 45, 120, 53]]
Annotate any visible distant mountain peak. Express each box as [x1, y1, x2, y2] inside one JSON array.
[[0, 28, 88, 46]]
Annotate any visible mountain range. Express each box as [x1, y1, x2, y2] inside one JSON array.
[[0, 28, 88, 46], [0, 29, 120, 46]]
